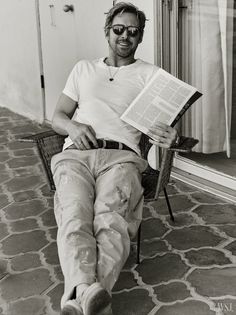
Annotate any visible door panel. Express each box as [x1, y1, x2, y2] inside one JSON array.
[[72, 0, 112, 61], [39, 0, 79, 120], [39, 0, 112, 121]]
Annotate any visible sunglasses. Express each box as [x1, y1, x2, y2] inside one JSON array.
[[109, 24, 140, 37]]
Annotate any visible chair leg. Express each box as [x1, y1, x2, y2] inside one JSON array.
[[136, 224, 141, 264], [163, 187, 175, 222]]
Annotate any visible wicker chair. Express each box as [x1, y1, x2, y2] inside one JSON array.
[[20, 130, 198, 263]]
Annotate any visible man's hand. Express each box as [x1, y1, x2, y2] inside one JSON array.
[[66, 120, 98, 150], [147, 121, 178, 149]]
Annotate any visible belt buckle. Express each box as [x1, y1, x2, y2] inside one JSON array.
[[118, 142, 123, 150]]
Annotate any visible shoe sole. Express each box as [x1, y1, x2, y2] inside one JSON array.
[[61, 301, 83, 315], [82, 283, 111, 315]]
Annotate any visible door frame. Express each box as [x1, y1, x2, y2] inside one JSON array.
[[35, 0, 46, 122]]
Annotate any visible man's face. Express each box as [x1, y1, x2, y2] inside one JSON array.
[[106, 12, 143, 60]]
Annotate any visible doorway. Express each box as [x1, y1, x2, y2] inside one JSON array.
[[159, 0, 236, 192], [178, 0, 236, 178]]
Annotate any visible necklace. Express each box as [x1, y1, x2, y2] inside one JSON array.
[[108, 66, 120, 81], [104, 58, 120, 81]]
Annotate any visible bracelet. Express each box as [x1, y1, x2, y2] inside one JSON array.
[[175, 134, 180, 145]]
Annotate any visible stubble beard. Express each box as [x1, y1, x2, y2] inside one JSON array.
[[108, 40, 136, 61]]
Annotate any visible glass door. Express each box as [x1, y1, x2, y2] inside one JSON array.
[[159, 0, 236, 192]]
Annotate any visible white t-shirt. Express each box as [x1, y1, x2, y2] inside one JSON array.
[[63, 58, 159, 155]]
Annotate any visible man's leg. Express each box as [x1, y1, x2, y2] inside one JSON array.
[[94, 162, 144, 293], [52, 151, 97, 308]]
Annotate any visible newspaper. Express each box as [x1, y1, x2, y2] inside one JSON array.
[[121, 68, 202, 134]]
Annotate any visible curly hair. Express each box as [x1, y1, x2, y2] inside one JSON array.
[[104, 2, 147, 37]]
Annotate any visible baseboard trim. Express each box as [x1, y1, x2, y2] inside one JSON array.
[[172, 167, 236, 204]]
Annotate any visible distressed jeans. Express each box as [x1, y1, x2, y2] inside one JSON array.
[[51, 148, 148, 307]]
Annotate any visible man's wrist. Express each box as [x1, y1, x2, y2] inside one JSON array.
[[65, 120, 73, 135]]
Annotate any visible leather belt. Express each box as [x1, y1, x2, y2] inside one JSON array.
[[67, 139, 136, 154]]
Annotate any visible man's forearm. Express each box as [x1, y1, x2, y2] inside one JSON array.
[[51, 93, 77, 135], [52, 112, 72, 136]]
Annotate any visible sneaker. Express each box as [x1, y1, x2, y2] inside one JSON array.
[[81, 282, 111, 315], [61, 299, 83, 315]]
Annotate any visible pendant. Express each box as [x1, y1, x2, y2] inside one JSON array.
[[109, 78, 114, 81]]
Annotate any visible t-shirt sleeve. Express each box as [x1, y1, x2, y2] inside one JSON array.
[[62, 63, 80, 101]]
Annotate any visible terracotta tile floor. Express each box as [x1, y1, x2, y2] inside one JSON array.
[[1, 107, 236, 315]]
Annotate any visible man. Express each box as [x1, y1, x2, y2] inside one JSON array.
[[51, 2, 177, 315]]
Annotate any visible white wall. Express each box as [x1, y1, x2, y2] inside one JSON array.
[[0, 0, 43, 122]]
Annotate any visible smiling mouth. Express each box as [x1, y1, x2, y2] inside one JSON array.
[[118, 42, 131, 48]]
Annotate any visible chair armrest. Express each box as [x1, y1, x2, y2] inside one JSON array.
[[169, 136, 199, 153], [19, 129, 60, 143]]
